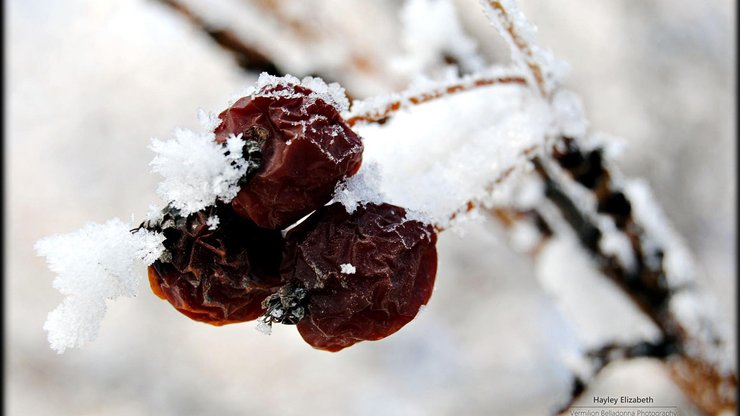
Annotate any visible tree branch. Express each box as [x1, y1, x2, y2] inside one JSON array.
[[346, 70, 527, 126], [479, 0, 557, 99], [153, 0, 283, 75], [492, 137, 737, 415]]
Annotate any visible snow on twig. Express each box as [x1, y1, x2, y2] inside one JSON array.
[[346, 67, 527, 126], [491, 139, 736, 413], [479, 0, 568, 99]]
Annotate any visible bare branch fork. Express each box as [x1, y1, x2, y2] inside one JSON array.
[[532, 144, 736, 414], [477, 1, 736, 413]]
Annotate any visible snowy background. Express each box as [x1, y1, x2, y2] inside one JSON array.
[[5, 0, 735, 414]]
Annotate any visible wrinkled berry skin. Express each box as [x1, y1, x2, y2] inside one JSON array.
[[215, 84, 363, 229], [282, 203, 438, 352], [148, 203, 284, 325]]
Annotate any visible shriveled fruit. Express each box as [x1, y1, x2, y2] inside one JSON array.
[[280, 203, 438, 352], [214, 83, 363, 230], [148, 203, 284, 325]]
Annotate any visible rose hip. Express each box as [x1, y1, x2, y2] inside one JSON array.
[[214, 83, 363, 230], [280, 203, 438, 352], [148, 203, 284, 325]]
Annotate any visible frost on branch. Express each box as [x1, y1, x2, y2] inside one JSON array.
[[346, 66, 527, 125], [150, 129, 248, 215], [624, 178, 696, 287], [356, 81, 553, 230], [479, 0, 568, 97], [36, 219, 165, 353]]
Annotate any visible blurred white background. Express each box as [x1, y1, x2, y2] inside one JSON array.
[[6, 0, 735, 414]]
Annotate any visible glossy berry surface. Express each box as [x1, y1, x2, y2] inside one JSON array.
[[281, 203, 438, 352], [148, 203, 284, 325], [214, 83, 363, 230]]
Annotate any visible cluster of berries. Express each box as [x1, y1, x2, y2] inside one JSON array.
[[147, 82, 438, 351]]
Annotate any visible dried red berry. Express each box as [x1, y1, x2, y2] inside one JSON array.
[[280, 203, 438, 352], [214, 83, 363, 229], [148, 203, 284, 325]]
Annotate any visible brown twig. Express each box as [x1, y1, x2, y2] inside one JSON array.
[[668, 355, 738, 415], [475, 134, 734, 414], [480, 0, 552, 98], [534, 156, 682, 339], [346, 73, 527, 126], [250, 0, 318, 39], [528, 139, 736, 415], [475, 3, 735, 411], [434, 144, 542, 232], [153, 0, 282, 75]]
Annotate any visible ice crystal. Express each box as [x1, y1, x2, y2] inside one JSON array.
[[36, 219, 165, 353], [150, 130, 248, 215]]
